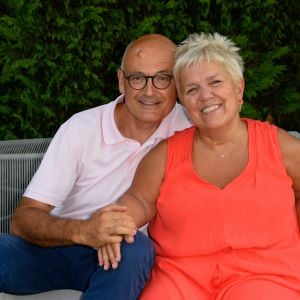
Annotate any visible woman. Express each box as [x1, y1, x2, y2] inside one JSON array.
[[102, 33, 300, 299]]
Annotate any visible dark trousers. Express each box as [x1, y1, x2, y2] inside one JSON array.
[[0, 232, 154, 300]]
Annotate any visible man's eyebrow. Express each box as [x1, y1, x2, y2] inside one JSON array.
[[156, 70, 173, 74], [126, 70, 173, 75]]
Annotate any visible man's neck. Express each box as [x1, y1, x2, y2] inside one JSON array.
[[114, 102, 161, 145]]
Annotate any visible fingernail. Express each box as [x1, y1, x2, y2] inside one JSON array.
[[112, 263, 118, 269]]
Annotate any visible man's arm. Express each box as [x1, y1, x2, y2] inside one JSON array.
[[11, 197, 137, 248]]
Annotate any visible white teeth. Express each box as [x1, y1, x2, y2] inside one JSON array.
[[141, 101, 158, 106], [202, 104, 220, 113]]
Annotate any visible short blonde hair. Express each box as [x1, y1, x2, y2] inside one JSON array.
[[174, 33, 244, 84]]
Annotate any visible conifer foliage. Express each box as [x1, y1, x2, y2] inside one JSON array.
[[0, 0, 299, 139]]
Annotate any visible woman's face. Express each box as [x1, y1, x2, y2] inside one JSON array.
[[178, 60, 244, 130]]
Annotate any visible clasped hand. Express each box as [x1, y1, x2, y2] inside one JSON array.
[[88, 204, 136, 270]]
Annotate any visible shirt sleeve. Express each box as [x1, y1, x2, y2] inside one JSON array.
[[23, 118, 81, 207]]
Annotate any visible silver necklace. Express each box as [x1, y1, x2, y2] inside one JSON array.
[[200, 138, 241, 159], [205, 147, 228, 159]]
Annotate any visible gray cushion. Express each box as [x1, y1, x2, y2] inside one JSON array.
[[0, 290, 82, 300]]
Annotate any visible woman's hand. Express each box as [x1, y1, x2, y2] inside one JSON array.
[[98, 243, 121, 270], [97, 230, 137, 270]]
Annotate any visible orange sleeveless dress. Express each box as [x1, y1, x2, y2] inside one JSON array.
[[140, 119, 300, 300]]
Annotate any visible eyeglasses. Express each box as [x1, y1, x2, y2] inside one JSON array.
[[121, 70, 173, 90]]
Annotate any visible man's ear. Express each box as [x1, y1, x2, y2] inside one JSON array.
[[118, 69, 125, 94]]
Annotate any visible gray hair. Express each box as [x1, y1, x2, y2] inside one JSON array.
[[174, 32, 244, 84]]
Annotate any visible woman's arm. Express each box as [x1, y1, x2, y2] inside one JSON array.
[[98, 139, 168, 269], [117, 139, 168, 227], [278, 128, 300, 227]]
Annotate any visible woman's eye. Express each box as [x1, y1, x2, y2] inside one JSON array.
[[210, 80, 221, 86], [186, 87, 197, 95]]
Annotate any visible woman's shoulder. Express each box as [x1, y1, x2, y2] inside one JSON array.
[[243, 118, 277, 133], [170, 126, 196, 141]]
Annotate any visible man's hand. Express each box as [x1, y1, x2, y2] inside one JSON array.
[[76, 204, 137, 248]]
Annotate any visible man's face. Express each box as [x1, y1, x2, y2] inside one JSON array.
[[118, 38, 177, 127]]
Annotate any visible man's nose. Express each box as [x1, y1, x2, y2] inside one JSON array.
[[143, 78, 156, 95]]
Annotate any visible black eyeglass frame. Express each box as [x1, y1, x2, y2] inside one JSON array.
[[120, 69, 174, 90]]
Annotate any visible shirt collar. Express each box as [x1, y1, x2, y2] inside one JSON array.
[[102, 95, 178, 146], [102, 95, 126, 145]]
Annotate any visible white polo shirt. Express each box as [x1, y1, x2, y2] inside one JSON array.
[[24, 95, 192, 220]]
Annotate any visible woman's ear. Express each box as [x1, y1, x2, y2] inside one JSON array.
[[236, 79, 245, 112], [236, 79, 245, 100]]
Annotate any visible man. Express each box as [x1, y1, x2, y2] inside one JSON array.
[[0, 34, 191, 299]]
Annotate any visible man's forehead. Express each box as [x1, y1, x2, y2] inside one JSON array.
[[126, 35, 174, 57], [133, 48, 151, 59], [125, 57, 174, 75], [125, 46, 174, 69]]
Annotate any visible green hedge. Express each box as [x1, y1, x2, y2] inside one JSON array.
[[0, 0, 299, 139]]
